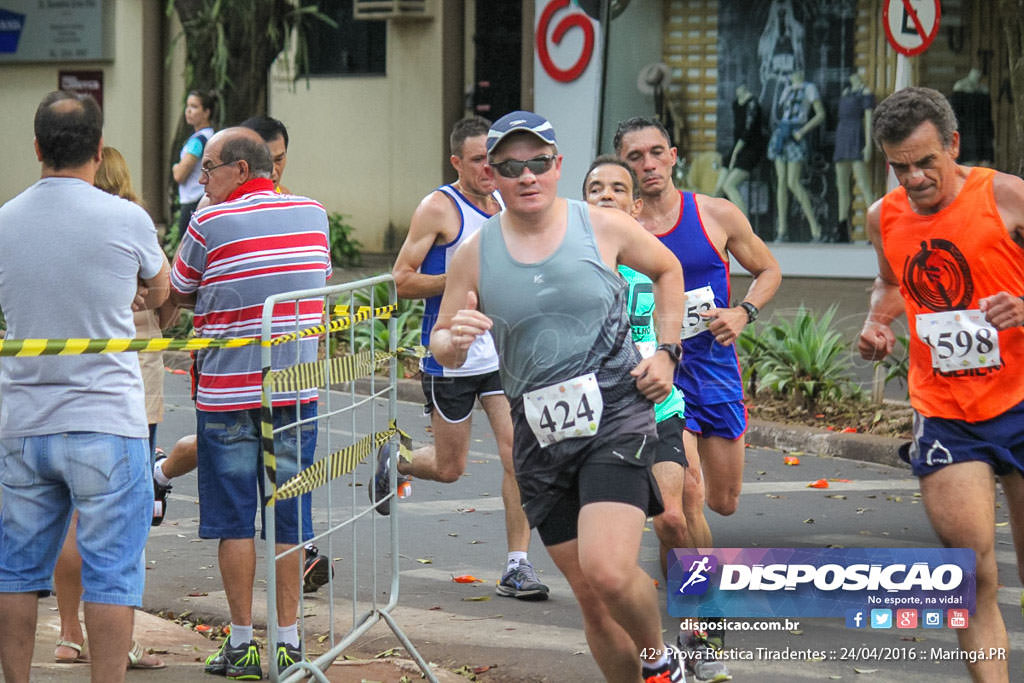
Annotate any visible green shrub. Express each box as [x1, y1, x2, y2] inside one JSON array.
[[747, 305, 861, 412], [328, 212, 363, 267], [345, 283, 423, 357]]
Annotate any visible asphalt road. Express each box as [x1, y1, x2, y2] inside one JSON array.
[[137, 372, 1022, 682]]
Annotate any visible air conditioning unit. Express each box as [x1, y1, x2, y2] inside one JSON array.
[[353, 0, 433, 20]]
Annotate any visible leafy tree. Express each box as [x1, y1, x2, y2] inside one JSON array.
[[167, 0, 330, 128]]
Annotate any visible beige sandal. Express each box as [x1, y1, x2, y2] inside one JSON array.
[[54, 639, 88, 663], [127, 640, 166, 670]]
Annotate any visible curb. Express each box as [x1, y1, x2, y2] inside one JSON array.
[[745, 419, 907, 469]]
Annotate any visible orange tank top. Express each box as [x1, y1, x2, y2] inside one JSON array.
[[880, 167, 1024, 421]]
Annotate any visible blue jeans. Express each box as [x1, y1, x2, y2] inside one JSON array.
[[196, 402, 316, 544], [0, 433, 151, 606]]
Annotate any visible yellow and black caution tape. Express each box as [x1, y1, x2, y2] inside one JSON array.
[[269, 303, 397, 346], [268, 346, 426, 394], [0, 304, 399, 357], [270, 419, 413, 503], [0, 336, 253, 357]]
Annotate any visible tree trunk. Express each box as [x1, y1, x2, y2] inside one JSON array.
[[172, 0, 292, 128], [999, 0, 1024, 176]]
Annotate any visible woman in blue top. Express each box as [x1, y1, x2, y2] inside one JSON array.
[[171, 90, 216, 237]]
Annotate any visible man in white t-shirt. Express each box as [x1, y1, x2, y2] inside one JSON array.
[[0, 90, 169, 683]]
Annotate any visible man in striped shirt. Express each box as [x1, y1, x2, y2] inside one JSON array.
[[170, 127, 331, 679]]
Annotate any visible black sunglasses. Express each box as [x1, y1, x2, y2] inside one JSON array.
[[491, 154, 556, 179]]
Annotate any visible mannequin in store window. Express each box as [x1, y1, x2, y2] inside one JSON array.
[[950, 68, 994, 166], [767, 70, 824, 242], [832, 72, 875, 243], [714, 84, 765, 218]]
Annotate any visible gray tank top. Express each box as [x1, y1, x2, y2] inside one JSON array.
[[478, 199, 632, 399], [478, 199, 658, 528]]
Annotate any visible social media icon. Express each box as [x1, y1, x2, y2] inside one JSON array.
[[948, 609, 969, 629], [845, 610, 866, 629], [870, 609, 892, 629], [896, 609, 918, 628], [922, 609, 943, 628]]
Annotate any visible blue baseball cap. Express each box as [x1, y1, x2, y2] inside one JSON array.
[[486, 111, 558, 155]]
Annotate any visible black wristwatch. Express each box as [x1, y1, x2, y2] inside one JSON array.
[[656, 342, 682, 364], [739, 301, 759, 323]]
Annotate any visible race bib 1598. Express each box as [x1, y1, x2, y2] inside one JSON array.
[[916, 310, 1001, 372]]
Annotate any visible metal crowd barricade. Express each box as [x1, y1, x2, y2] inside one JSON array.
[[259, 274, 437, 682]]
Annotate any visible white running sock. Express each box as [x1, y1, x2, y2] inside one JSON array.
[[506, 551, 528, 571], [153, 461, 171, 487], [643, 653, 669, 670], [229, 624, 253, 647], [277, 623, 299, 647]]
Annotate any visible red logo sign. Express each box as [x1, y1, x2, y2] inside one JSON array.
[[882, 0, 941, 57], [947, 609, 968, 629], [536, 0, 595, 83]]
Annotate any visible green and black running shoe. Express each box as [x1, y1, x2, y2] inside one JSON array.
[[205, 638, 262, 680]]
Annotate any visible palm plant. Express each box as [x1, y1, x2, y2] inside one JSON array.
[[754, 305, 860, 412]]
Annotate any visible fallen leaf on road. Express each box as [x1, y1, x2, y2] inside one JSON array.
[[188, 592, 208, 597], [826, 494, 847, 499], [807, 479, 829, 489], [448, 532, 459, 537], [429, 605, 441, 610], [803, 518, 814, 524], [462, 595, 491, 602], [829, 478, 852, 482], [996, 521, 1009, 527], [374, 648, 399, 658], [452, 575, 484, 583], [457, 507, 476, 513], [416, 558, 432, 564], [854, 667, 879, 674], [473, 665, 495, 674]]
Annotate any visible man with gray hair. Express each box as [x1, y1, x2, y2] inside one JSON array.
[[170, 127, 332, 678], [0, 90, 169, 683], [859, 86, 1024, 682]]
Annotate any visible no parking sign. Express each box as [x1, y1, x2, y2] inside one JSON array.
[[883, 0, 941, 57]]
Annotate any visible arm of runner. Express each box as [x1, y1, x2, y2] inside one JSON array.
[[700, 195, 782, 346], [598, 208, 684, 403], [392, 192, 459, 299], [858, 200, 904, 360], [978, 292, 1024, 329], [429, 235, 491, 369]]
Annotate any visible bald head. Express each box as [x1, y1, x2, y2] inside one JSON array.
[[208, 127, 273, 178]]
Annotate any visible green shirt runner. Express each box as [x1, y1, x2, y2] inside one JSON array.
[[619, 264, 686, 423]]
